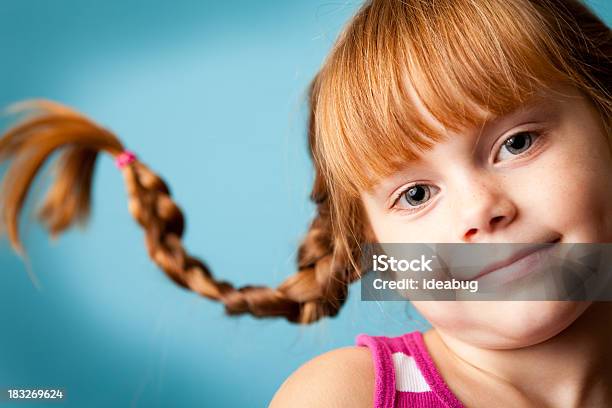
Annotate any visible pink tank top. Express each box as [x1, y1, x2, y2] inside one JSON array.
[[355, 331, 465, 408]]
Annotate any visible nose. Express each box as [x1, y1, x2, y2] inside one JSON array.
[[454, 178, 517, 242]]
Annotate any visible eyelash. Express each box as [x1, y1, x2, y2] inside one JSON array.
[[492, 129, 544, 163], [390, 129, 545, 214], [390, 184, 439, 214]]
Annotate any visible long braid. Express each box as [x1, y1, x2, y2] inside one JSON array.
[[0, 99, 362, 324], [122, 158, 357, 323]]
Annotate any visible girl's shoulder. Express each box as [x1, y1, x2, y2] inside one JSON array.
[[269, 345, 375, 408], [270, 330, 464, 408]]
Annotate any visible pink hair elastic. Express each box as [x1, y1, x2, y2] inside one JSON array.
[[115, 150, 137, 169]]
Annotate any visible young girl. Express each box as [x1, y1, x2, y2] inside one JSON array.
[[1, 0, 610, 407]]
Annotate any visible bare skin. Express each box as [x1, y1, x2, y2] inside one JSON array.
[[423, 302, 612, 407], [271, 84, 612, 407]]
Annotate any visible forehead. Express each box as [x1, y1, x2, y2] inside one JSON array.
[[311, 0, 582, 198], [402, 66, 494, 139], [364, 83, 581, 195], [315, 69, 570, 200]]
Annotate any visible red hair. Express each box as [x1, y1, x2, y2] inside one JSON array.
[[1, 0, 610, 324]]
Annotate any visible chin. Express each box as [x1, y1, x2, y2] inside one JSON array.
[[414, 300, 592, 349]]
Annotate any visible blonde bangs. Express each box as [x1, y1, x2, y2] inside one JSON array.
[[313, 0, 575, 197]]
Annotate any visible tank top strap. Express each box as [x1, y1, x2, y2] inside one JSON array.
[[356, 331, 465, 408], [355, 333, 397, 408], [399, 332, 464, 408]]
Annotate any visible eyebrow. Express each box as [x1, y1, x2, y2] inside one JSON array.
[[368, 160, 424, 199], [480, 97, 560, 135]]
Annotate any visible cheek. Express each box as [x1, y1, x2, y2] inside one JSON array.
[[412, 300, 591, 348], [365, 207, 450, 243], [521, 131, 612, 241], [361, 186, 452, 243]]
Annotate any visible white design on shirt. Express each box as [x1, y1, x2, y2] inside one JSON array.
[[391, 352, 431, 392]]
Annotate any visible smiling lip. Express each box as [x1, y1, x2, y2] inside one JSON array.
[[473, 240, 559, 282]]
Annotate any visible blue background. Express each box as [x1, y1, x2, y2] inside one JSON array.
[[0, 1, 609, 407]]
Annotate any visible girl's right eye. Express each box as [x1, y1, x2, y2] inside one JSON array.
[[392, 184, 439, 212]]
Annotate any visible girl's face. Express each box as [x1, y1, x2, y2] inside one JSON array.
[[359, 84, 612, 348]]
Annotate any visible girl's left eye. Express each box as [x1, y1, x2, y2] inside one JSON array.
[[495, 131, 538, 162]]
